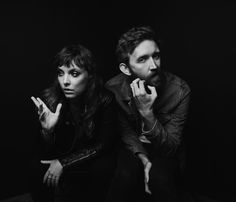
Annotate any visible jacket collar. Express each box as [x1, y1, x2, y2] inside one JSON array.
[[110, 73, 133, 101]]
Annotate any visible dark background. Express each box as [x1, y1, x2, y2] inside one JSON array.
[[0, 1, 235, 201]]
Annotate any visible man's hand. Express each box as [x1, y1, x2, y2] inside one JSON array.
[[130, 78, 157, 117], [41, 159, 63, 188], [137, 153, 152, 195], [144, 161, 152, 195], [31, 96, 62, 133]]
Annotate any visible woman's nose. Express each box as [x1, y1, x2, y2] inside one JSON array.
[[63, 75, 70, 86]]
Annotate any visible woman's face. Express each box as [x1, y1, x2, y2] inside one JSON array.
[[57, 61, 89, 99]]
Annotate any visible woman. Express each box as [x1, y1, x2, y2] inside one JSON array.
[[30, 44, 118, 202]]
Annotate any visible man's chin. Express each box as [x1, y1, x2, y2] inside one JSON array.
[[148, 76, 161, 87]]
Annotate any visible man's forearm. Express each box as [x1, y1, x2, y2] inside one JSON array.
[[140, 109, 157, 132]]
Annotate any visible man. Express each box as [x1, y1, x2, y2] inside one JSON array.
[[105, 26, 190, 202]]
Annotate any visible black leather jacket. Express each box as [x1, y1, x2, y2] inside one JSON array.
[[105, 71, 190, 157], [40, 89, 117, 169]]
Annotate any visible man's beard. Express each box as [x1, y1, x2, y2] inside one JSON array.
[[145, 70, 164, 91], [130, 70, 164, 92]]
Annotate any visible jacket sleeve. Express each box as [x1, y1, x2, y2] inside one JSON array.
[[118, 107, 148, 157], [58, 93, 118, 169], [143, 87, 191, 156]]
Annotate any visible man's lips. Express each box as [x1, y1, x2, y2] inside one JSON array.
[[148, 72, 160, 81]]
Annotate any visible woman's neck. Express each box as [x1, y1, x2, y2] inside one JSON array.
[[69, 96, 84, 110]]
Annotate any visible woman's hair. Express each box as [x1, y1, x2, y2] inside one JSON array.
[[116, 26, 161, 65], [41, 44, 103, 136]]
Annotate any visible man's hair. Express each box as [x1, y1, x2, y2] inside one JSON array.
[[116, 26, 160, 64]]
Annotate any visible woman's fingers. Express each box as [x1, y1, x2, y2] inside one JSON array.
[[43, 170, 49, 184], [36, 97, 44, 104], [55, 103, 62, 116], [31, 97, 47, 120], [38, 103, 43, 114], [46, 175, 53, 187], [55, 176, 60, 187], [43, 170, 55, 187], [31, 96, 40, 108], [36, 97, 49, 111]]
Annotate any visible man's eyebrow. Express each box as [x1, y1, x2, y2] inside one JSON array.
[[153, 51, 160, 55], [137, 54, 149, 59]]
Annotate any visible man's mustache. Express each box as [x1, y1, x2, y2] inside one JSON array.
[[150, 68, 161, 78]]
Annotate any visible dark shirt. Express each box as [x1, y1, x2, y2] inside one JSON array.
[[105, 71, 190, 157]]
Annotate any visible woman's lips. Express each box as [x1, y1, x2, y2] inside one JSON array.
[[64, 89, 74, 94]]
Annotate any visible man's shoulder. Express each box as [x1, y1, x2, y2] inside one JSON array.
[[105, 73, 127, 88], [105, 73, 130, 95], [164, 71, 191, 93], [105, 73, 131, 104]]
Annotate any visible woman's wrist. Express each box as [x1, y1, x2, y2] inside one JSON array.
[[41, 127, 54, 135]]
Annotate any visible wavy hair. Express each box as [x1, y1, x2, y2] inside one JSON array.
[[116, 26, 161, 65], [41, 44, 103, 137]]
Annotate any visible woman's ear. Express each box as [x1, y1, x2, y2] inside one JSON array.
[[119, 63, 131, 76]]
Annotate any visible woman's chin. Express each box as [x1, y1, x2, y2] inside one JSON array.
[[64, 94, 76, 99]]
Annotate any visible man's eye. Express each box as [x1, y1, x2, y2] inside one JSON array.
[[153, 53, 160, 60], [138, 57, 146, 63]]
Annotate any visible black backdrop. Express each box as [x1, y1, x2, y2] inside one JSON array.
[[0, 1, 236, 201]]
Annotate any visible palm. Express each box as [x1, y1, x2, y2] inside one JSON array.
[[31, 96, 62, 131], [40, 106, 60, 130]]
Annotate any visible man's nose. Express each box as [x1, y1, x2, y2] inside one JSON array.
[[149, 57, 157, 70]]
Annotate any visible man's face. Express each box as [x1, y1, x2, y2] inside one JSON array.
[[57, 61, 89, 99], [128, 40, 161, 87]]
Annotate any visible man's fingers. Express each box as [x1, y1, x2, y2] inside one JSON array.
[[148, 86, 157, 97], [138, 80, 145, 95], [145, 183, 152, 195], [132, 79, 141, 96], [130, 84, 135, 97], [145, 172, 149, 183], [144, 162, 152, 183], [144, 162, 152, 195]]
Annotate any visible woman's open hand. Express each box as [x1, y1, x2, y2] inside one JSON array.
[[31, 96, 62, 133]]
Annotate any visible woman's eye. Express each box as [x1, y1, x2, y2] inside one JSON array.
[[57, 70, 64, 77], [71, 71, 80, 77]]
